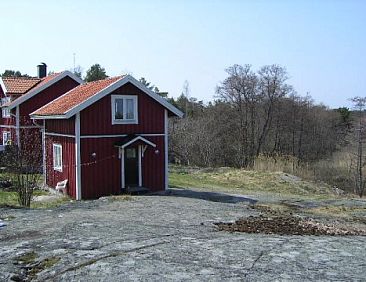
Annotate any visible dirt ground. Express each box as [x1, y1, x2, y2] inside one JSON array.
[[1, 188, 366, 281]]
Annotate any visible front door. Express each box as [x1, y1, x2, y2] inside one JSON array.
[[124, 147, 138, 187]]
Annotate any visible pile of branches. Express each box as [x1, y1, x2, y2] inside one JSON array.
[[215, 215, 366, 236]]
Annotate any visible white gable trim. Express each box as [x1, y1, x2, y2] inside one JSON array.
[[118, 136, 156, 149], [8, 71, 83, 110], [126, 76, 184, 118], [0, 78, 7, 96], [30, 75, 183, 120]]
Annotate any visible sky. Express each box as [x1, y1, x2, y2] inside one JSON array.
[[0, 0, 365, 109]]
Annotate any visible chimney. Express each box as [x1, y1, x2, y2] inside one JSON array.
[[37, 63, 47, 78]]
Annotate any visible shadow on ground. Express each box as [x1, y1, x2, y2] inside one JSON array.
[[152, 188, 257, 204]]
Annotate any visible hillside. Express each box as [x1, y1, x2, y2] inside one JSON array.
[[169, 166, 341, 198]]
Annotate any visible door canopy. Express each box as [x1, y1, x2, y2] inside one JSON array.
[[115, 135, 156, 149]]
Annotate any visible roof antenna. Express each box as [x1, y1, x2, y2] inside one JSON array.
[[73, 53, 76, 73]]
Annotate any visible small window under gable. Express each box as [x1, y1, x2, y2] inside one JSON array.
[[112, 95, 138, 124], [2, 107, 10, 118], [53, 144, 63, 172], [1, 97, 11, 118]]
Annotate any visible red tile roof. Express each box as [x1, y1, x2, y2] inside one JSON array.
[[33, 76, 124, 116], [2, 77, 41, 94], [2, 73, 63, 108], [29, 72, 61, 93]]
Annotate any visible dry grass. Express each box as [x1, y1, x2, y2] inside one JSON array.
[[109, 195, 134, 201], [253, 152, 357, 194], [169, 165, 337, 197], [309, 205, 366, 219]]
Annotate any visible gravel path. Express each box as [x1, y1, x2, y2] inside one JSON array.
[[0, 189, 365, 281]]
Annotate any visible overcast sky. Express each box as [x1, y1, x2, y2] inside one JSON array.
[[1, 0, 365, 109]]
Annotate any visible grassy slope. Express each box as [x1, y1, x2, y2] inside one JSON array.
[[0, 190, 68, 209], [169, 166, 366, 222], [169, 166, 337, 198]]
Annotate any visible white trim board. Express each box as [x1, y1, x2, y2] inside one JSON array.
[[117, 136, 156, 149], [30, 75, 183, 119], [45, 132, 75, 138], [80, 133, 165, 139], [44, 132, 165, 139], [8, 71, 83, 110], [0, 125, 41, 129], [164, 109, 169, 190]]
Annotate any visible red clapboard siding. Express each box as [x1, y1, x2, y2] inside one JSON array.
[[142, 136, 165, 191], [46, 118, 75, 135], [19, 76, 79, 124], [80, 83, 165, 135], [79, 135, 165, 199], [45, 135, 76, 198], [80, 138, 121, 199]]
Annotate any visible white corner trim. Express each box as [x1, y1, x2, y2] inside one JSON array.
[[42, 124, 46, 187], [164, 109, 169, 190], [75, 113, 82, 200], [138, 145, 142, 187], [15, 106, 20, 147], [8, 71, 83, 110], [121, 148, 125, 189]]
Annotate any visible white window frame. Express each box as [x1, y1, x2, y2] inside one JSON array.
[[2, 131, 11, 146], [111, 95, 138, 125], [2, 107, 10, 118], [53, 144, 63, 172], [1, 97, 11, 118]]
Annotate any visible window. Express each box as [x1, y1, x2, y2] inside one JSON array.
[[126, 148, 136, 159], [111, 95, 138, 124], [2, 131, 11, 146], [53, 144, 63, 172], [2, 107, 10, 118], [1, 97, 11, 118]]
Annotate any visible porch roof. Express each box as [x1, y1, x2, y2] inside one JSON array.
[[114, 135, 156, 149]]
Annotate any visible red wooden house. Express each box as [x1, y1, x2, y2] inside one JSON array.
[[31, 75, 183, 199], [0, 64, 83, 151]]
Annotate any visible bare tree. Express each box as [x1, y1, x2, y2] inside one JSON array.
[[256, 65, 289, 156], [216, 64, 258, 167], [3, 128, 42, 207], [350, 97, 366, 197]]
